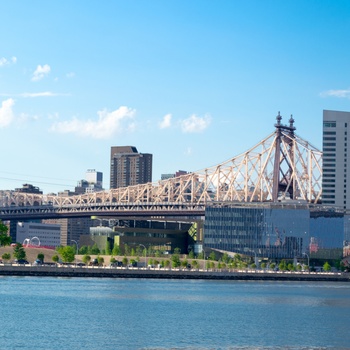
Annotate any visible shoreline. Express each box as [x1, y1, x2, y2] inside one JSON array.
[[0, 265, 349, 282]]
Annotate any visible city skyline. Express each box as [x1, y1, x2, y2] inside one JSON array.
[[0, 0, 350, 194]]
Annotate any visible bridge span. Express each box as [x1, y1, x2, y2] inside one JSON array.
[[0, 114, 322, 221]]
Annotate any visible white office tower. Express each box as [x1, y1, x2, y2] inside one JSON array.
[[322, 110, 350, 210]]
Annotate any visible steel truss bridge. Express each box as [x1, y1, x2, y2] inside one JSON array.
[[0, 113, 322, 221]]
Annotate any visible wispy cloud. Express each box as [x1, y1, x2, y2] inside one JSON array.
[[66, 72, 75, 78], [0, 56, 17, 67], [0, 91, 69, 98], [180, 114, 211, 133], [32, 64, 51, 81], [0, 98, 15, 127], [159, 113, 172, 129], [21, 92, 69, 98], [50, 106, 136, 139], [320, 89, 350, 99]]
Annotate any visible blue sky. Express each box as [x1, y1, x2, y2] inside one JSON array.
[[0, 0, 349, 194]]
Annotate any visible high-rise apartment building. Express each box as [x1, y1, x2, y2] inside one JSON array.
[[322, 110, 350, 210], [110, 146, 152, 189]]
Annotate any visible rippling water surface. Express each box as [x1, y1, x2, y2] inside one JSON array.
[[0, 277, 349, 349]]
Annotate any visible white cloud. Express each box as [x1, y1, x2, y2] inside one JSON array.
[[0, 57, 8, 66], [320, 89, 350, 99], [0, 91, 69, 98], [50, 106, 136, 139], [0, 98, 15, 127], [18, 112, 39, 124], [66, 72, 75, 78], [180, 114, 211, 133], [32, 64, 51, 81], [21, 91, 69, 98], [0, 56, 17, 67], [159, 113, 172, 129]]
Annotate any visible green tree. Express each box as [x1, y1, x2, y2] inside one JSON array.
[[124, 244, 130, 256], [91, 243, 100, 255], [82, 254, 91, 265], [287, 263, 295, 271], [97, 256, 104, 266], [279, 260, 287, 271], [188, 250, 195, 259], [192, 260, 199, 269], [231, 261, 238, 269], [260, 262, 267, 269], [197, 251, 204, 260], [164, 259, 170, 268], [2, 252, 11, 262], [79, 245, 88, 255], [13, 243, 26, 261], [269, 262, 276, 270], [209, 251, 216, 261], [122, 256, 128, 266], [0, 220, 11, 246], [0, 234, 11, 247], [59, 246, 75, 263], [174, 247, 181, 255], [241, 262, 248, 269], [323, 261, 332, 272], [52, 255, 59, 264], [112, 244, 120, 256], [234, 254, 242, 262], [222, 253, 229, 264], [171, 254, 181, 268], [37, 253, 44, 263], [105, 241, 111, 255], [181, 259, 188, 268]]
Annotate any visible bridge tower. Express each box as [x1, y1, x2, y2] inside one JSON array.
[[272, 112, 296, 201]]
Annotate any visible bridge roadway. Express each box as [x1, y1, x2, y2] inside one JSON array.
[[0, 203, 205, 221]]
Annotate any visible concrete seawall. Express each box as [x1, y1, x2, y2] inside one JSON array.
[[0, 265, 349, 282]]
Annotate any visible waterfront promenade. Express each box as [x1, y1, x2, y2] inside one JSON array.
[[0, 264, 349, 282]]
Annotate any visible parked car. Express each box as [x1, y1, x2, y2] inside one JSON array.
[[16, 259, 29, 265]]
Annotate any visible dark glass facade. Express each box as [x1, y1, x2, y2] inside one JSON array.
[[204, 203, 344, 260]]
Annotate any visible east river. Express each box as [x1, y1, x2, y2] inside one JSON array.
[[0, 277, 349, 349]]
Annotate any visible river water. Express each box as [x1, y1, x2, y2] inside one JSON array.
[[0, 277, 349, 349]]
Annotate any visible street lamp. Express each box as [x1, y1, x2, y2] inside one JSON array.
[[71, 240, 78, 265], [253, 251, 259, 268], [138, 244, 147, 268], [71, 240, 79, 254], [303, 252, 310, 273]]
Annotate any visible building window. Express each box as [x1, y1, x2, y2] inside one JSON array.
[[323, 137, 336, 141], [323, 122, 336, 127]]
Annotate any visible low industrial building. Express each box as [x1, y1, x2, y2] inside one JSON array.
[[79, 219, 196, 254]]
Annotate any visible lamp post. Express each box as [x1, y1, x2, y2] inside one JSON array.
[[138, 244, 147, 268], [253, 250, 259, 268], [71, 240, 78, 265], [303, 252, 310, 273]]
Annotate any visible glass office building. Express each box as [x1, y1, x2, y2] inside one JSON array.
[[204, 202, 344, 260]]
